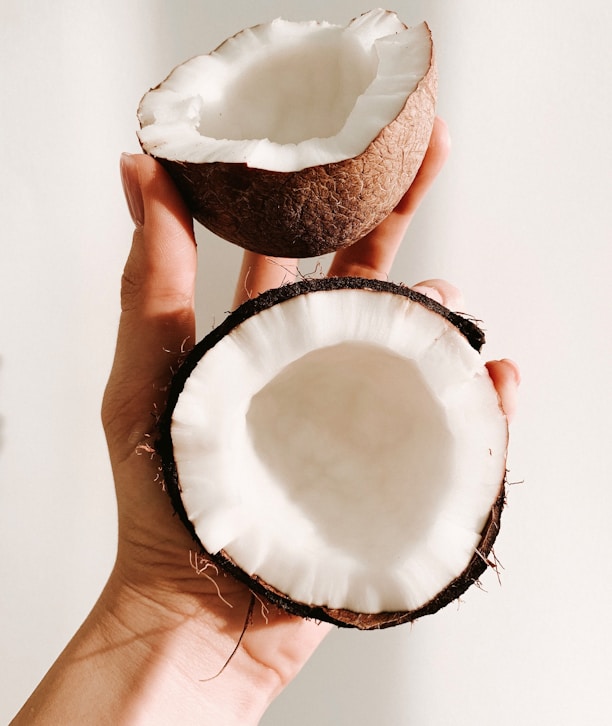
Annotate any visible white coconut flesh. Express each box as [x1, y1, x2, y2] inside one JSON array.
[[137, 10, 433, 172], [169, 287, 508, 616]]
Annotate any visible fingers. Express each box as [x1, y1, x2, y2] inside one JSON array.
[[104, 154, 198, 447], [233, 118, 450, 303], [486, 359, 521, 424], [117, 152, 197, 361], [233, 252, 298, 308], [119, 154, 196, 320], [411, 279, 520, 422], [411, 278, 464, 310], [328, 116, 451, 280]]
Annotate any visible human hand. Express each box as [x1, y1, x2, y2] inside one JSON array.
[[13, 118, 519, 725]]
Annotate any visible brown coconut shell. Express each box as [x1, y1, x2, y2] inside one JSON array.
[[157, 277, 508, 630], [141, 26, 437, 258]]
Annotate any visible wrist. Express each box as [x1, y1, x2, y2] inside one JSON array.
[[97, 571, 283, 725], [12, 571, 283, 726]]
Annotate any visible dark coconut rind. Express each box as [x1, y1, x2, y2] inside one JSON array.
[[144, 34, 437, 258], [157, 277, 507, 629]]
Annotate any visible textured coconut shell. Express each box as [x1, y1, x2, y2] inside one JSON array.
[[144, 32, 437, 258], [157, 277, 508, 630]]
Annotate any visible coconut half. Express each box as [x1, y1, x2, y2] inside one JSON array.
[[158, 278, 508, 629], [138, 10, 437, 257]]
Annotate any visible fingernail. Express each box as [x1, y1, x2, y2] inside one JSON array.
[[120, 153, 144, 226]]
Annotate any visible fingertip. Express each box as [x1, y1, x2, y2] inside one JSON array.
[[486, 358, 521, 423], [489, 358, 521, 387], [119, 153, 197, 318], [430, 116, 451, 159], [120, 152, 195, 236], [499, 358, 521, 386], [134, 154, 194, 236], [410, 284, 444, 304], [120, 153, 144, 227], [411, 279, 463, 309]]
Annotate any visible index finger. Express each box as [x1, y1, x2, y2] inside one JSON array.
[[232, 117, 450, 306], [328, 117, 450, 280]]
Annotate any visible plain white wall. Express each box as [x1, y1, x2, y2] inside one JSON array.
[[1, 1, 611, 724]]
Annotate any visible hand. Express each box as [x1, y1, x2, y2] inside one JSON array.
[[13, 118, 519, 725]]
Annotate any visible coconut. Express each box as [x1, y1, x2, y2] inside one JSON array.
[[157, 278, 509, 629], [137, 10, 437, 257]]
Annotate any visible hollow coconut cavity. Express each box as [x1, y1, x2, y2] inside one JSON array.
[[137, 9, 437, 257], [158, 278, 509, 629]]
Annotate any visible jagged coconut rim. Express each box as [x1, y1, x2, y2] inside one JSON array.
[[137, 10, 433, 172], [157, 278, 508, 629]]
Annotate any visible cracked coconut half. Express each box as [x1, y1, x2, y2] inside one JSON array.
[[158, 279, 509, 629], [137, 9, 438, 257]]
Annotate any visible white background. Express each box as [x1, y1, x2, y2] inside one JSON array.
[[1, 1, 611, 724]]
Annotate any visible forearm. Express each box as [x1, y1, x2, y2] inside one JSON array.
[[11, 575, 280, 726]]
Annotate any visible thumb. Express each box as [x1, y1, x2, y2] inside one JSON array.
[[119, 153, 196, 320], [103, 154, 197, 453]]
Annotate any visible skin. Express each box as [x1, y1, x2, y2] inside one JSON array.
[[12, 118, 519, 725]]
